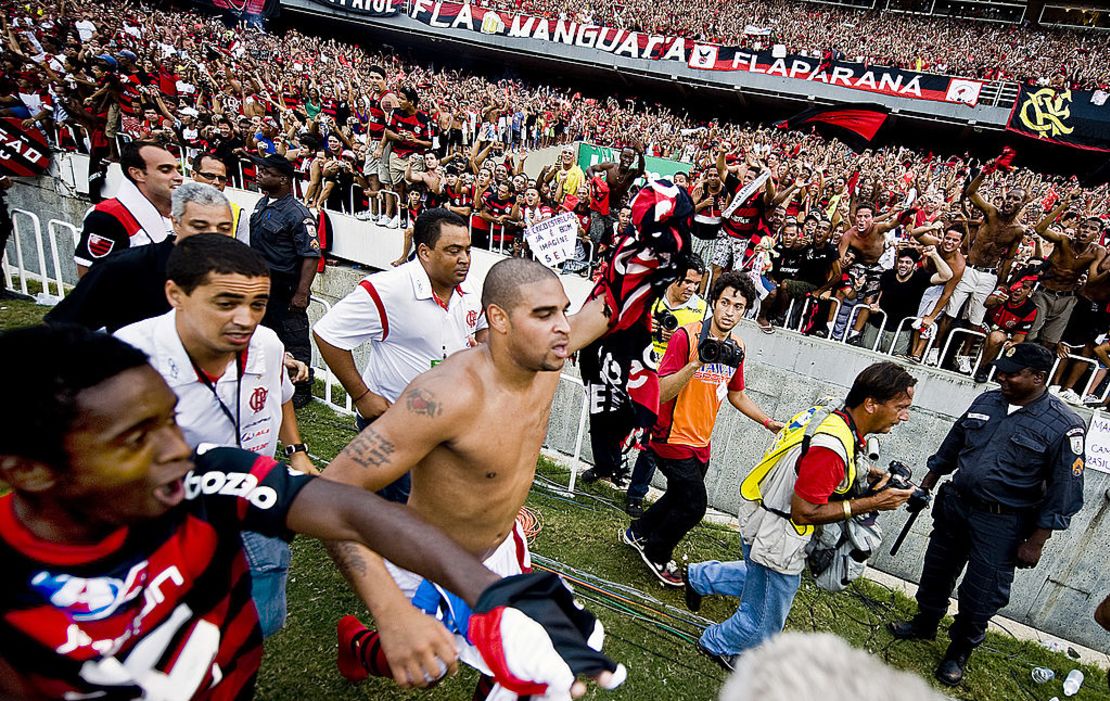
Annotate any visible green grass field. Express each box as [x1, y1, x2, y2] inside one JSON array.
[[2, 296, 1107, 701]]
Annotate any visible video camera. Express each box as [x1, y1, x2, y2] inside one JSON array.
[[652, 308, 679, 342], [697, 320, 745, 368]]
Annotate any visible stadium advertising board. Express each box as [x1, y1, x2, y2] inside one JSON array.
[[324, 0, 984, 106], [1006, 85, 1110, 152], [576, 144, 691, 181]]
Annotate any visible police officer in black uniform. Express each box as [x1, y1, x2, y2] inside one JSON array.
[[889, 343, 1085, 686], [248, 154, 320, 407]]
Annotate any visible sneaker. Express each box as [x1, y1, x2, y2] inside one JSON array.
[[354, 210, 374, 221], [924, 348, 940, 367], [1058, 388, 1083, 405], [955, 356, 972, 374], [625, 498, 644, 519], [1083, 393, 1103, 407], [640, 556, 683, 587], [337, 615, 370, 682], [682, 567, 702, 612], [375, 214, 389, 226], [386, 215, 400, 229], [581, 468, 605, 484], [973, 370, 990, 384], [846, 330, 863, 346], [620, 526, 645, 553]]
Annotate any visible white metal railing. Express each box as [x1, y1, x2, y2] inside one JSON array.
[[939, 328, 987, 375]]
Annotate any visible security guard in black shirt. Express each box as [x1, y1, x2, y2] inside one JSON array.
[[248, 154, 320, 407], [889, 343, 1085, 686]]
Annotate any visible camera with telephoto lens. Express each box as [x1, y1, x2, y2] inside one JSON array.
[[697, 321, 745, 368], [653, 309, 679, 342]]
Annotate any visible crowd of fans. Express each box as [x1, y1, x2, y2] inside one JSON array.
[[3, 0, 1110, 400], [472, 0, 1110, 89]]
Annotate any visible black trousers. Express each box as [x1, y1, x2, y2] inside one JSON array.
[[262, 270, 314, 394], [633, 452, 709, 564], [914, 483, 1033, 649], [587, 405, 635, 478]]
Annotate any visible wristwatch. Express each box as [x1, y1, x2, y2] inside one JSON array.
[[284, 443, 308, 457]]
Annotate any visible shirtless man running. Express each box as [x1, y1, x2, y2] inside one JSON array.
[[322, 258, 620, 697]]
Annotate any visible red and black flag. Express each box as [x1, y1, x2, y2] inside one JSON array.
[[0, 118, 51, 177], [774, 104, 890, 150]]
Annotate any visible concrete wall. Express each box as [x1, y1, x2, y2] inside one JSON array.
[[6, 173, 1109, 652]]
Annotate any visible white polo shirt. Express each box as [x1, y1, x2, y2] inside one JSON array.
[[312, 259, 485, 403], [116, 310, 293, 457]]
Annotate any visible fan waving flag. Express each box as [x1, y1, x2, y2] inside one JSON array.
[[0, 118, 51, 177], [774, 104, 890, 150]]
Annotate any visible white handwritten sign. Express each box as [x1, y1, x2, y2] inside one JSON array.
[[1084, 410, 1110, 474], [525, 212, 578, 267]]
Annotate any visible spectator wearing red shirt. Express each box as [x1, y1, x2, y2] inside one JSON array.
[[974, 277, 1038, 383], [383, 86, 433, 228]]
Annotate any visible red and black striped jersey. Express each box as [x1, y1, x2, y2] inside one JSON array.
[[987, 298, 1038, 334], [445, 184, 473, 211], [387, 110, 433, 158], [0, 446, 313, 701]]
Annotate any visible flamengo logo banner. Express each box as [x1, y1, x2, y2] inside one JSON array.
[[0, 118, 50, 177], [1007, 85, 1110, 152], [388, 0, 969, 105]]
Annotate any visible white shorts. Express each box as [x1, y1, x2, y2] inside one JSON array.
[[384, 520, 532, 674], [946, 266, 997, 326], [916, 284, 945, 319]]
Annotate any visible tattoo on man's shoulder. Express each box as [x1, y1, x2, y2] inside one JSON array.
[[346, 427, 395, 470], [405, 387, 442, 417]]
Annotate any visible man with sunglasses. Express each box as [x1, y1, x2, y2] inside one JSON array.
[[191, 152, 245, 240]]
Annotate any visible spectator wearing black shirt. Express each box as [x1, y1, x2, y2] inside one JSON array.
[[757, 219, 808, 330], [860, 247, 953, 355], [47, 182, 234, 332]]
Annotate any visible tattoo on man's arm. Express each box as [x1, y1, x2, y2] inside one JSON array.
[[405, 387, 442, 417], [327, 541, 368, 577], [345, 427, 395, 470]]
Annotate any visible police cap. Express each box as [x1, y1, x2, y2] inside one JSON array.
[[249, 153, 296, 179], [993, 342, 1054, 374]]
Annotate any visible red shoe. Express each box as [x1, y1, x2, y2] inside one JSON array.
[[337, 615, 369, 682]]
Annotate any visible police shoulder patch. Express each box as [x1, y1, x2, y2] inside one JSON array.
[[1070, 434, 1084, 455]]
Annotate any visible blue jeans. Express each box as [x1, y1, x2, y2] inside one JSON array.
[[241, 531, 291, 638], [626, 449, 656, 502], [689, 541, 801, 656], [355, 413, 411, 504]]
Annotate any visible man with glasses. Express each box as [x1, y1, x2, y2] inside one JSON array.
[[191, 152, 245, 240]]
